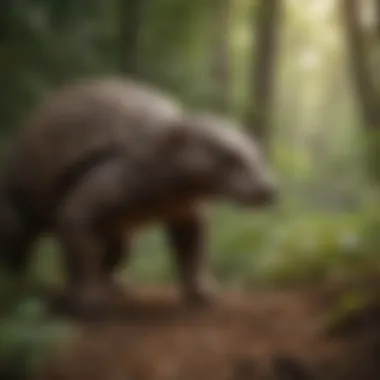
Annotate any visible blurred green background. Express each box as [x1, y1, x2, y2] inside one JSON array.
[[1, 0, 380, 377]]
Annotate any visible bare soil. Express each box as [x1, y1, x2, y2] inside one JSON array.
[[39, 282, 380, 380]]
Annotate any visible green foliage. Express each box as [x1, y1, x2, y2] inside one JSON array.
[[0, 270, 76, 379], [139, 0, 220, 108], [0, 316, 75, 379], [28, 200, 380, 290], [0, 0, 121, 133]]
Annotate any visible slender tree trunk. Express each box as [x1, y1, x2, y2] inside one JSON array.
[[341, 0, 380, 183], [341, 0, 380, 129], [209, 0, 230, 111], [119, 0, 142, 76], [375, 0, 380, 38], [246, 0, 282, 145]]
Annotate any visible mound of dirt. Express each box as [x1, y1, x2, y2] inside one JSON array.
[[39, 285, 380, 380]]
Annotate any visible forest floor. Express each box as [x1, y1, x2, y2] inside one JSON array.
[[39, 280, 380, 380]]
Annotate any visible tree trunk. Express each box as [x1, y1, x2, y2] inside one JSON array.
[[119, 0, 142, 76], [375, 0, 380, 38], [341, 0, 380, 129], [209, 0, 230, 112], [341, 0, 380, 183], [246, 0, 282, 145]]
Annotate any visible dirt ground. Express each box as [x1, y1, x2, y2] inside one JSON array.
[[39, 281, 380, 380]]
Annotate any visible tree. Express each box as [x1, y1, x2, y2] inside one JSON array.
[[340, 0, 380, 182], [376, 0, 380, 37], [246, 0, 282, 145], [208, 0, 231, 111], [341, 0, 380, 129]]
